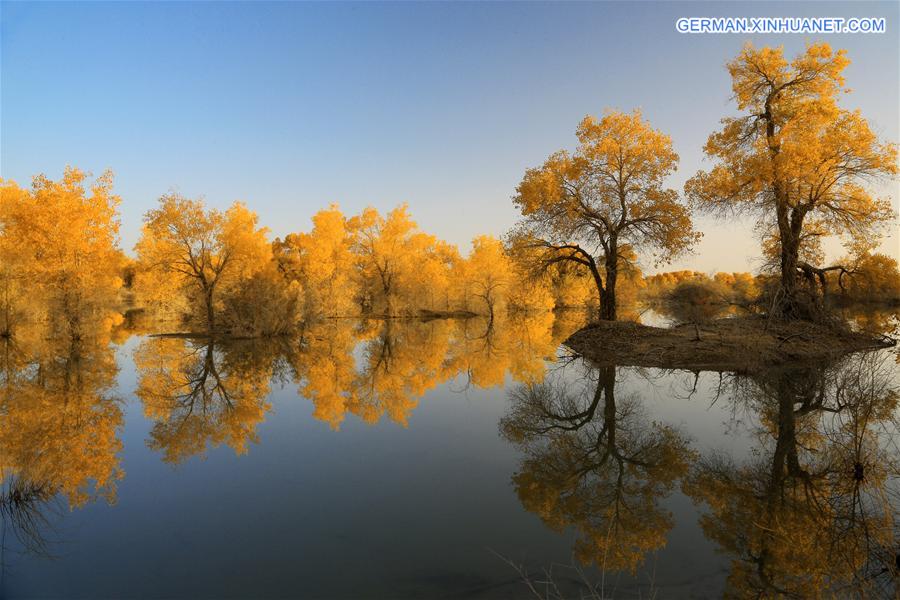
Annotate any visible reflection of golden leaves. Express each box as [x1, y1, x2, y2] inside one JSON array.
[[129, 311, 586, 456], [286, 312, 586, 429], [684, 354, 900, 597], [0, 334, 124, 509], [288, 320, 362, 430], [134, 337, 274, 464], [501, 366, 694, 574]]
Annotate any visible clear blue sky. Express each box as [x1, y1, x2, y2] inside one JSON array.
[[2, 1, 898, 272]]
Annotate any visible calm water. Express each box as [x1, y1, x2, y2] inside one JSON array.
[[1, 312, 898, 599]]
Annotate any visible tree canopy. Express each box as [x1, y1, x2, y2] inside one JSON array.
[[685, 42, 898, 319], [513, 109, 699, 320]]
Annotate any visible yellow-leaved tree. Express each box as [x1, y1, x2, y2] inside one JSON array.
[[0, 168, 124, 340], [464, 235, 514, 320], [349, 204, 454, 316], [513, 110, 699, 321], [349, 205, 416, 316], [274, 204, 359, 320], [684, 43, 898, 319], [135, 194, 275, 334], [504, 237, 558, 312], [0, 179, 34, 337]]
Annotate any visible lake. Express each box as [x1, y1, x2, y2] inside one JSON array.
[[1, 311, 898, 598]]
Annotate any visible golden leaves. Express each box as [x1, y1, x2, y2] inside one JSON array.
[[512, 108, 698, 319], [274, 204, 357, 319], [687, 42, 897, 287], [0, 169, 124, 341], [135, 194, 274, 333]]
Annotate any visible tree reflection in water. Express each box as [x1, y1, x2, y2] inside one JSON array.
[[500, 360, 695, 574], [0, 476, 60, 560], [134, 312, 587, 461], [3, 308, 896, 597], [0, 330, 124, 562], [134, 336, 283, 464], [683, 352, 900, 598], [498, 350, 900, 597]]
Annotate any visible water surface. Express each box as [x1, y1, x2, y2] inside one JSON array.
[[1, 312, 898, 598]]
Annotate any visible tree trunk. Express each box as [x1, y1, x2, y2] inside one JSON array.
[[768, 99, 799, 320], [600, 365, 617, 447], [776, 206, 815, 319], [204, 287, 216, 334], [2, 280, 10, 338], [600, 253, 618, 321], [767, 97, 816, 321], [584, 257, 606, 321], [778, 207, 800, 297]]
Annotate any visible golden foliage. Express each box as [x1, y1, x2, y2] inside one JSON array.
[[274, 204, 358, 319], [513, 110, 699, 320], [135, 195, 274, 333], [347, 204, 458, 316], [685, 42, 898, 314], [126, 193, 640, 333], [643, 270, 759, 306], [464, 236, 514, 318], [0, 168, 124, 340], [843, 251, 900, 303]]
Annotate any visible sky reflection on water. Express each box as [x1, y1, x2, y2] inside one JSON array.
[[1, 312, 898, 598]]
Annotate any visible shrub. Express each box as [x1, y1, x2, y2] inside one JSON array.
[[220, 270, 302, 337], [666, 280, 728, 340]]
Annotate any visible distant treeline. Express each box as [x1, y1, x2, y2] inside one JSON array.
[[1, 166, 897, 342], [642, 267, 900, 307]]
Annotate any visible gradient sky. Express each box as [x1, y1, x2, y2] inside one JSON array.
[[2, 1, 898, 273]]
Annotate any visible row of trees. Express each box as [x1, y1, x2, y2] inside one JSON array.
[[1, 42, 895, 340], [644, 260, 900, 312], [513, 42, 897, 322], [131, 199, 605, 336], [0, 172, 600, 340]]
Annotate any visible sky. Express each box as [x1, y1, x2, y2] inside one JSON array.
[[2, 1, 898, 273]]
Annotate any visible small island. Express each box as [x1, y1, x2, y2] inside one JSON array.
[[565, 316, 895, 374]]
